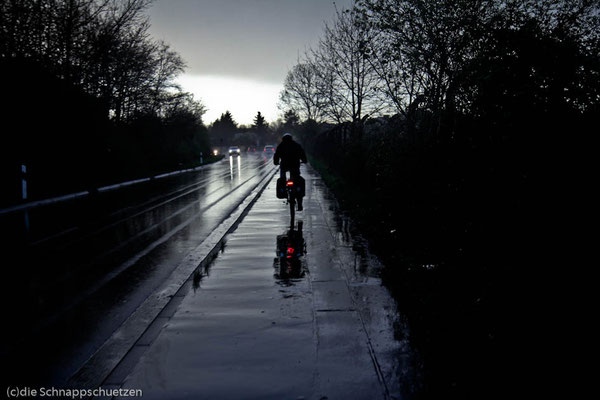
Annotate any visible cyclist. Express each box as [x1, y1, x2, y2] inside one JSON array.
[[274, 133, 307, 211]]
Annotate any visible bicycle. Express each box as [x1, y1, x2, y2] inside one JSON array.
[[285, 175, 297, 226], [277, 170, 304, 227]]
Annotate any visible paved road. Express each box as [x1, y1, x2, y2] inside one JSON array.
[[108, 165, 416, 399], [1, 158, 417, 399], [0, 153, 276, 387]]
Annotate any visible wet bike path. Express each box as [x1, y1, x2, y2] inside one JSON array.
[[109, 165, 415, 399]]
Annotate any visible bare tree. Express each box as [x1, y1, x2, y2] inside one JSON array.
[[311, 5, 384, 124], [0, 0, 190, 122], [145, 41, 186, 116], [358, 0, 600, 116], [279, 60, 325, 122], [362, 27, 425, 117]]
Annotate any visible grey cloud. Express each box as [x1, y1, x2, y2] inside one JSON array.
[[147, 0, 353, 83]]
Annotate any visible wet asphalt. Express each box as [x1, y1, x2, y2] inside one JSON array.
[[104, 165, 417, 399], [0, 153, 275, 387], [0, 156, 417, 399]]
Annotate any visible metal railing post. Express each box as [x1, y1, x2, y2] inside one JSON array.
[[21, 164, 30, 236]]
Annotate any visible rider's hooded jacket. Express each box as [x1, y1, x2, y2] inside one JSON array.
[[274, 137, 307, 171]]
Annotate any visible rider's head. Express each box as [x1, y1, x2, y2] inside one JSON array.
[[282, 133, 293, 142]]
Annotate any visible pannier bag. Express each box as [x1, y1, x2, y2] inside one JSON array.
[[276, 177, 287, 199], [295, 176, 306, 198]]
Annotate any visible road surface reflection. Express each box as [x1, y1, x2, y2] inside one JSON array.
[[274, 221, 307, 284], [229, 155, 242, 181]]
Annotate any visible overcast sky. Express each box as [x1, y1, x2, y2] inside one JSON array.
[[146, 0, 353, 124]]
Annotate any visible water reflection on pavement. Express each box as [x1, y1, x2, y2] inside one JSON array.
[[114, 164, 419, 399], [274, 220, 307, 284]]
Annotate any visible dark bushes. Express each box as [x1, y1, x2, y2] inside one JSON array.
[[0, 58, 213, 207], [297, 2, 599, 396], [305, 96, 579, 398]]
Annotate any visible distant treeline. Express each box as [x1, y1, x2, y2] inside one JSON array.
[[0, 0, 212, 206], [280, 1, 598, 399], [206, 109, 306, 149]]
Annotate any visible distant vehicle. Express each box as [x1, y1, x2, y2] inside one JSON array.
[[263, 145, 275, 153], [247, 146, 257, 152], [228, 146, 241, 156]]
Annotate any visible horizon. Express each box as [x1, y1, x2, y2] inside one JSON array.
[[177, 74, 283, 125]]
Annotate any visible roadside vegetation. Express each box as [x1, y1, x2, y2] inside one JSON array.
[[0, 0, 214, 207], [279, 1, 599, 398]]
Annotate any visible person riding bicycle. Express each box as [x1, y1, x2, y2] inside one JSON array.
[[274, 133, 307, 211]]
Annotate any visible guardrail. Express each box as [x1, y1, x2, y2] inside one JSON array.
[[0, 163, 213, 216]]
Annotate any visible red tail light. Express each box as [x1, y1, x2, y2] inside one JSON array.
[[287, 247, 295, 258], [286, 181, 294, 186]]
